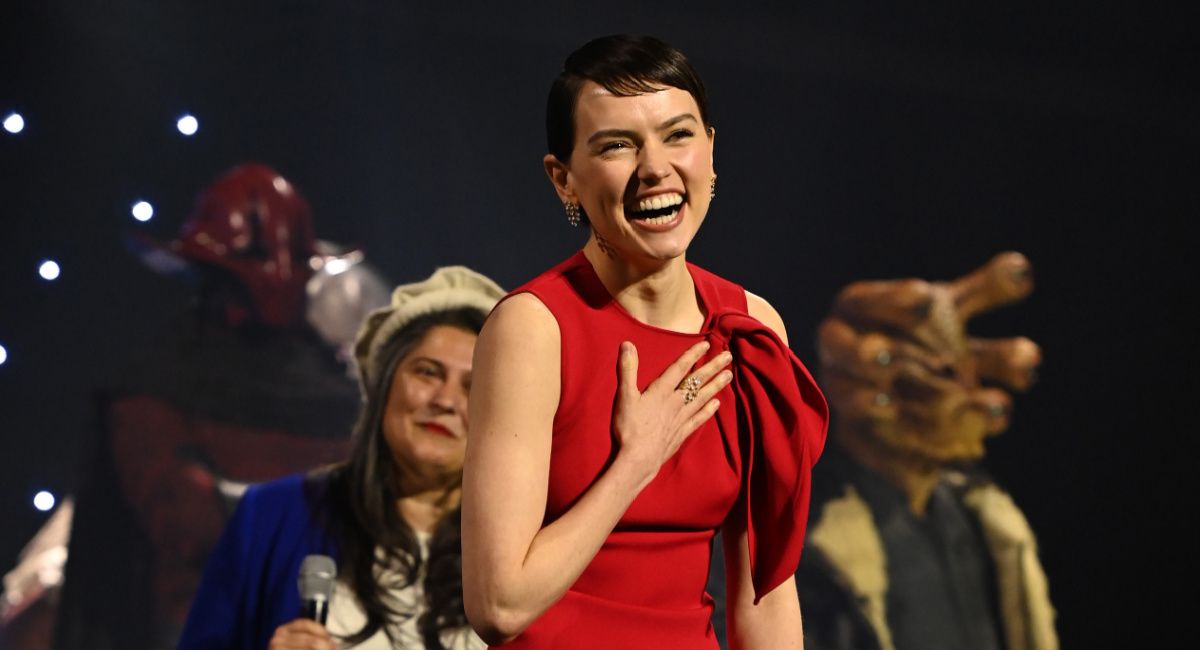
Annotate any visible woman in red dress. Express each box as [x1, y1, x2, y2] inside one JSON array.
[[462, 35, 828, 649]]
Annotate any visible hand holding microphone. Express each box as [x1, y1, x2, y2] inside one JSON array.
[[268, 554, 338, 650]]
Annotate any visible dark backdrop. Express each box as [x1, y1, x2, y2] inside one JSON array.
[[1, 3, 1193, 647]]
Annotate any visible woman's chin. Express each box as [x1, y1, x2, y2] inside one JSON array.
[[395, 445, 465, 477], [636, 211, 702, 259], [636, 231, 696, 261], [590, 220, 698, 267]]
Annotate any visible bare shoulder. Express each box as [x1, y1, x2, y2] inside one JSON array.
[[479, 292, 559, 351], [473, 292, 561, 403], [744, 290, 789, 345], [470, 291, 561, 442]]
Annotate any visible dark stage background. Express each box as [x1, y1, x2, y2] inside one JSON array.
[[1, 3, 1193, 647]]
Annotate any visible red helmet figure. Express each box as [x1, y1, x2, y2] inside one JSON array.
[[52, 165, 362, 650], [135, 163, 318, 328]]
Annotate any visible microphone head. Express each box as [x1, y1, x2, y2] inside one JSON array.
[[298, 554, 337, 603]]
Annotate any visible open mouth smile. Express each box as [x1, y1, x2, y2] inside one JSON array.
[[626, 192, 684, 226]]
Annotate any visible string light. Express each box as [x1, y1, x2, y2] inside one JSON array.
[[38, 260, 61, 281], [132, 200, 155, 222], [33, 490, 56, 512], [3, 112, 24, 134], [176, 113, 199, 136]]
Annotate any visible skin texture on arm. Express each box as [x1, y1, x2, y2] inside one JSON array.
[[460, 294, 563, 644], [746, 290, 789, 346], [461, 293, 730, 644], [722, 521, 804, 650], [729, 289, 804, 649]]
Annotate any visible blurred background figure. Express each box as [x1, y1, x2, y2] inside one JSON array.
[[0, 163, 389, 650], [795, 252, 1056, 650], [180, 265, 503, 650], [307, 240, 393, 374], [0, 501, 73, 650]]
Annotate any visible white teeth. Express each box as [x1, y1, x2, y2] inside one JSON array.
[[640, 209, 679, 225], [634, 193, 683, 213]]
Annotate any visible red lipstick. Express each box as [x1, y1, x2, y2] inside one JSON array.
[[419, 422, 456, 438]]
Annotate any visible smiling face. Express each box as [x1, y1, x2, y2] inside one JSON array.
[[381, 324, 477, 485], [546, 82, 715, 265]]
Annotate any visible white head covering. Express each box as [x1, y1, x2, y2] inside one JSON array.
[[352, 265, 504, 391]]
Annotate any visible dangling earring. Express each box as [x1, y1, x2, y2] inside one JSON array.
[[564, 202, 581, 227], [709, 175, 717, 200]]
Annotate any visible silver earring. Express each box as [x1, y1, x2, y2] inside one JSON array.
[[710, 175, 717, 200], [565, 202, 581, 227]]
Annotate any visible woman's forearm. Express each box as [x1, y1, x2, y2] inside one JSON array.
[[726, 578, 804, 650], [465, 455, 652, 643], [722, 522, 804, 650]]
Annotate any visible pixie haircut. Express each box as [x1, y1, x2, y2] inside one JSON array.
[[546, 34, 710, 162]]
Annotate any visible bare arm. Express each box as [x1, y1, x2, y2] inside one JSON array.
[[461, 294, 731, 644], [746, 290, 789, 346], [722, 521, 804, 650], [729, 289, 804, 649]]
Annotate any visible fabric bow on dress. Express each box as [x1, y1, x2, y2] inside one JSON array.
[[707, 310, 829, 603]]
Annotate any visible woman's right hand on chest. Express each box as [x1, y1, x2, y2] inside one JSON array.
[[611, 340, 732, 488]]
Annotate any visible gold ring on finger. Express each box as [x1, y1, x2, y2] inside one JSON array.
[[681, 375, 701, 404]]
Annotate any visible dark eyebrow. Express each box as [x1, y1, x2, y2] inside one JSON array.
[[659, 113, 699, 130], [585, 113, 700, 145], [586, 128, 638, 145], [408, 356, 446, 370]]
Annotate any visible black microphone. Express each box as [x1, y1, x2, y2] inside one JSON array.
[[298, 554, 337, 625]]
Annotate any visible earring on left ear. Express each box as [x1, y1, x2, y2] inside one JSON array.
[[710, 175, 717, 200], [564, 202, 581, 227]]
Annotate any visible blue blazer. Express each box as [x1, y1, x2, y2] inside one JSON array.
[[178, 473, 339, 649]]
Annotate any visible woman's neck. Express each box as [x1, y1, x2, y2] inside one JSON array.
[[395, 479, 460, 534], [583, 239, 704, 332]]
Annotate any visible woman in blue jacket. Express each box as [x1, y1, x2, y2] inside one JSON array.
[[179, 266, 504, 650]]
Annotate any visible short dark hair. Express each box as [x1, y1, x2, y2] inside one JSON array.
[[546, 34, 710, 162]]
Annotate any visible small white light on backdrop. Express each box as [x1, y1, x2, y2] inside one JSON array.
[[176, 113, 199, 136], [38, 260, 61, 281], [132, 200, 155, 222], [34, 491, 56, 512], [3, 112, 24, 134]]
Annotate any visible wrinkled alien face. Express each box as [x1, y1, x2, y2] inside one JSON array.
[[864, 287, 998, 464], [819, 254, 1038, 467]]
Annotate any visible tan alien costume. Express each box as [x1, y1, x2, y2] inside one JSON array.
[[797, 252, 1058, 650]]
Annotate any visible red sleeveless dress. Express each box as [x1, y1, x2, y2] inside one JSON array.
[[498, 252, 828, 649]]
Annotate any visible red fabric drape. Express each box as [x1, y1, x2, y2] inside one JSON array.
[[708, 311, 829, 602]]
